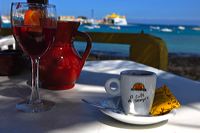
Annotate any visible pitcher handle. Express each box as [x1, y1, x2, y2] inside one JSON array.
[[76, 31, 92, 66]]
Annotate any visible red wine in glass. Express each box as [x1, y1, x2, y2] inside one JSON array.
[[13, 26, 56, 58]]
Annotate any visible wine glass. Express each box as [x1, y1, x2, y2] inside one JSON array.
[[11, 2, 57, 112]]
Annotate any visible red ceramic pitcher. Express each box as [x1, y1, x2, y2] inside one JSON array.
[[39, 21, 92, 90]]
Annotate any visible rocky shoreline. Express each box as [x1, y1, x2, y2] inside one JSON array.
[[168, 53, 200, 81], [86, 52, 200, 81]]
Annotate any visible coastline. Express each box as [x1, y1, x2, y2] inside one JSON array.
[[86, 52, 200, 81]]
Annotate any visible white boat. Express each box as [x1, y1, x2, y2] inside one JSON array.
[[104, 13, 127, 26], [161, 28, 173, 32], [109, 26, 121, 30], [192, 27, 200, 31], [84, 25, 100, 29], [93, 25, 100, 29], [84, 25, 95, 29], [178, 26, 185, 30], [150, 26, 160, 30]]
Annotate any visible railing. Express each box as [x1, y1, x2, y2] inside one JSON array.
[[76, 32, 168, 70], [0, 28, 168, 70]]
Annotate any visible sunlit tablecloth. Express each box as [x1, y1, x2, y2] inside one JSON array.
[[0, 60, 200, 133]]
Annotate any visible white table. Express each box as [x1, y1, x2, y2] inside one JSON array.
[[0, 35, 15, 50], [0, 60, 200, 133]]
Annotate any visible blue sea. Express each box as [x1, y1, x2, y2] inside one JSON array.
[[77, 24, 200, 57], [2, 23, 200, 57]]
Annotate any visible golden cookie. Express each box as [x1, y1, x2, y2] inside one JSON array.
[[150, 85, 180, 116]]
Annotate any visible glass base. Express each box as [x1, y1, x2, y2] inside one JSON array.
[[16, 100, 55, 113]]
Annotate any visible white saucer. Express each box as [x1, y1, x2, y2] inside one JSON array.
[[100, 108, 176, 125], [97, 96, 176, 125]]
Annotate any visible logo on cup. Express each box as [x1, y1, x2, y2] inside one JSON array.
[[128, 83, 148, 103], [131, 83, 146, 91]]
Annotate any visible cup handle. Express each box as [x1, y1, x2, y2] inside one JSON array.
[[75, 31, 92, 67], [105, 78, 120, 96]]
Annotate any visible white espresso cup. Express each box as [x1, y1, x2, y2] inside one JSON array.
[[105, 70, 157, 115]]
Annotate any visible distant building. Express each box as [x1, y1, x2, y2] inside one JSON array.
[[58, 16, 75, 21], [58, 16, 90, 24]]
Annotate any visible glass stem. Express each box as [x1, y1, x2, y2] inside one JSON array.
[[30, 57, 41, 104]]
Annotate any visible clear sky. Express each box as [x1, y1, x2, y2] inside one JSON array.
[[1, 0, 200, 25]]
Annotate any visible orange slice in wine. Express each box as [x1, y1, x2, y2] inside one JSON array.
[[24, 9, 43, 32]]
